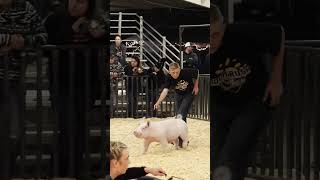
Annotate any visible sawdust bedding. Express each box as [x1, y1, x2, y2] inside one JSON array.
[[110, 118, 210, 180]]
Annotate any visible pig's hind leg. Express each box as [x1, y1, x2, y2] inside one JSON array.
[[159, 138, 169, 150]]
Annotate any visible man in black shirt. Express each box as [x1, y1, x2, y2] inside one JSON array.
[[183, 42, 199, 69], [154, 62, 199, 122], [211, 4, 285, 180]]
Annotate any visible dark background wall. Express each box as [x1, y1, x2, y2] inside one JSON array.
[[214, 0, 320, 40]]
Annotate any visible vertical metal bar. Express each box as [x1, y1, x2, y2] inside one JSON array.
[[125, 77, 127, 118], [269, 115, 275, 177], [313, 56, 320, 180], [276, 107, 284, 177], [118, 12, 122, 35], [150, 76, 154, 117], [18, 53, 26, 178], [303, 53, 311, 180], [146, 76, 149, 117], [130, 76, 133, 117], [84, 48, 91, 177], [296, 53, 304, 180], [100, 47, 107, 179], [179, 27, 184, 69], [36, 50, 43, 178], [2, 53, 10, 179], [51, 48, 60, 176], [68, 49, 76, 176], [139, 16, 144, 62]]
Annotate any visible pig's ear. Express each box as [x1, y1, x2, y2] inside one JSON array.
[[147, 121, 150, 127]]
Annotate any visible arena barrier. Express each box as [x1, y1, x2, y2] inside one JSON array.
[[247, 46, 320, 180], [0, 44, 108, 179], [110, 74, 210, 121]]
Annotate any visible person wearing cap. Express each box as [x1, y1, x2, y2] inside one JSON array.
[[183, 42, 199, 69], [108, 141, 166, 180], [211, 4, 285, 180]]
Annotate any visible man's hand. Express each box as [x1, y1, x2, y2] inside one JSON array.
[[263, 79, 283, 107], [10, 34, 25, 50], [192, 85, 199, 95], [137, 68, 143, 74], [154, 102, 160, 110], [144, 167, 166, 176], [72, 17, 89, 33]]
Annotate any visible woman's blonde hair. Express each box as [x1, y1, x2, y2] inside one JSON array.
[[110, 141, 128, 161]]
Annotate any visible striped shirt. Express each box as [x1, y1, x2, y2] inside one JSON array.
[[0, 0, 47, 80]]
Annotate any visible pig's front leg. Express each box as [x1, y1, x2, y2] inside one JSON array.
[[143, 140, 151, 154]]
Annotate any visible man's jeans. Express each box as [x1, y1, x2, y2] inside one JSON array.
[[175, 92, 194, 122], [211, 97, 271, 180]]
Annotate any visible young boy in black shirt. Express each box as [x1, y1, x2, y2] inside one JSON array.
[[211, 4, 285, 180], [154, 62, 199, 122]]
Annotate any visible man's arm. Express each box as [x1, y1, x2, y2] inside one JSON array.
[[263, 26, 285, 106], [270, 26, 285, 83], [191, 53, 199, 68], [155, 88, 169, 105], [192, 69, 199, 95]]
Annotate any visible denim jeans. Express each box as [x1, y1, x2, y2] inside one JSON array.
[[175, 92, 194, 122], [211, 97, 271, 180]]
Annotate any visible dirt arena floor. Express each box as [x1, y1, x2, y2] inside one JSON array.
[[110, 118, 210, 180]]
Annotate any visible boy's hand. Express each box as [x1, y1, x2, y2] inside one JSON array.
[[263, 79, 283, 106]]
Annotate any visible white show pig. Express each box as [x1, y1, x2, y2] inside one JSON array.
[[133, 116, 189, 153]]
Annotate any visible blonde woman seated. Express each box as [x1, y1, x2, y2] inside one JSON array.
[[108, 141, 166, 180]]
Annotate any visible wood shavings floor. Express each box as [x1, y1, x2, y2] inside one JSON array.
[[110, 118, 210, 180]]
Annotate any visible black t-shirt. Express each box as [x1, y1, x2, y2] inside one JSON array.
[[113, 167, 147, 180], [162, 68, 198, 95], [211, 23, 282, 105]]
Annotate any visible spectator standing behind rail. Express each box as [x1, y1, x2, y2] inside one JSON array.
[[124, 56, 146, 118], [0, 0, 47, 179], [45, 0, 106, 179], [110, 35, 127, 66], [183, 42, 199, 70], [110, 55, 124, 115]]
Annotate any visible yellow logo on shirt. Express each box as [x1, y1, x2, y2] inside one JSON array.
[[175, 80, 189, 91], [211, 58, 251, 93]]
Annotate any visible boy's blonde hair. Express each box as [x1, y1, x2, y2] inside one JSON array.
[[169, 62, 180, 70], [110, 141, 128, 161]]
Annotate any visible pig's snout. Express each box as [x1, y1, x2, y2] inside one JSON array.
[[133, 131, 142, 138]]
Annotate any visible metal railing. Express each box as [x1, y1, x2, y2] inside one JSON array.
[[247, 45, 320, 180], [110, 12, 181, 71], [110, 74, 210, 121], [0, 45, 108, 179]]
